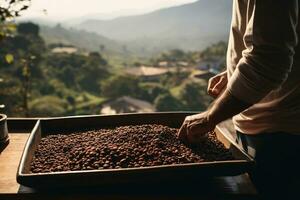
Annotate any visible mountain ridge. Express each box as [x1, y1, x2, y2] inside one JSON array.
[[35, 0, 232, 55], [76, 0, 232, 52]]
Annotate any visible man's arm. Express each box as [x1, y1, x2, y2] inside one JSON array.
[[181, 89, 250, 143], [178, 0, 299, 142], [227, 0, 298, 104], [207, 90, 250, 126], [209, 0, 299, 125]]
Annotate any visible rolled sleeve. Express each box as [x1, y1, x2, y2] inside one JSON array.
[[227, 0, 299, 104]]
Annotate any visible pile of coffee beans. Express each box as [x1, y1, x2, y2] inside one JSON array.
[[30, 124, 233, 173]]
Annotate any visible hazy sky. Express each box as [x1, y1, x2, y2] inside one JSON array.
[[21, 0, 197, 20]]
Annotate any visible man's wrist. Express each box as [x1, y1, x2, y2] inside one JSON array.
[[206, 106, 220, 127], [206, 89, 251, 127], [198, 110, 216, 132]]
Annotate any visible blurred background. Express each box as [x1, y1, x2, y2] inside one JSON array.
[[0, 0, 231, 117]]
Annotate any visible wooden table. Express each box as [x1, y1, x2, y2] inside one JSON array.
[[0, 119, 258, 200]]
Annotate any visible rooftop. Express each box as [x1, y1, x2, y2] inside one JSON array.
[[100, 96, 155, 115], [125, 66, 168, 77], [51, 47, 78, 54]]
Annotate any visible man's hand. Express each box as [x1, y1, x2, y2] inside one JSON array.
[[177, 112, 216, 144], [177, 89, 251, 144], [208, 71, 228, 98]]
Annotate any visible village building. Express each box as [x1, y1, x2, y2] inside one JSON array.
[[157, 61, 169, 67], [195, 56, 225, 71], [125, 66, 169, 81], [177, 61, 189, 67], [192, 69, 218, 81], [100, 96, 156, 115], [51, 47, 78, 54]]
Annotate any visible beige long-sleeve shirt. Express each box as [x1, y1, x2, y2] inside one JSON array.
[[227, 0, 300, 134]]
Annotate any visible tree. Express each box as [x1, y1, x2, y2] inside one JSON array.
[[157, 49, 187, 63], [67, 95, 76, 113], [20, 58, 31, 117], [154, 93, 184, 111], [0, 0, 30, 22], [17, 22, 39, 36], [0, 0, 31, 42], [0, 75, 23, 115], [101, 75, 141, 99], [88, 51, 107, 66], [0, 0, 31, 115], [0, 78, 4, 109], [0, 22, 46, 116], [160, 71, 190, 88], [78, 52, 109, 93], [14, 23, 46, 116], [139, 83, 169, 103], [179, 82, 212, 111], [200, 41, 227, 58]]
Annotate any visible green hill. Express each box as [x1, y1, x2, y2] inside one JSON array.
[[40, 24, 123, 54]]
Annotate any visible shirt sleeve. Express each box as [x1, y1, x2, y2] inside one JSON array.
[[227, 0, 299, 104]]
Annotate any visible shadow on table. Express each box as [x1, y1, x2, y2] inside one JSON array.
[[18, 175, 257, 200], [0, 138, 9, 154]]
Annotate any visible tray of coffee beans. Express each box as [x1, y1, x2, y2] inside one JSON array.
[[17, 112, 254, 188]]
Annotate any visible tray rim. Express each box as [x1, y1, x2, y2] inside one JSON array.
[[17, 112, 254, 179]]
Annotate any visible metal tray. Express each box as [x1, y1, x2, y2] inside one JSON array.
[[17, 112, 254, 188]]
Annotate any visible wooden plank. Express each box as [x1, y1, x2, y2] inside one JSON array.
[[0, 134, 29, 193]]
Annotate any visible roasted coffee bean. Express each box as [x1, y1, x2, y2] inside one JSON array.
[[30, 124, 234, 173]]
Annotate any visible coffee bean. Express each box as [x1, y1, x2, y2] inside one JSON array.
[[30, 125, 234, 173]]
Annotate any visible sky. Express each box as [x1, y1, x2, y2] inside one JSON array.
[[20, 0, 197, 21]]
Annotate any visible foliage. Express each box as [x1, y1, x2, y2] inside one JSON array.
[[77, 52, 109, 93], [200, 41, 227, 58], [1, 22, 115, 117], [46, 51, 109, 93], [101, 75, 141, 99], [0, 0, 30, 21], [154, 93, 185, 111], [0, 0, 31, 40], [138, 82, 169, 103], [0, 21, 225, 116], [160, 70, 190, 89], [0, 22, 46, 116], [17, 22, 39, 36], [0, 0, 31, 112], [178, 81, 213, 111], [29, 96, 68, 117], [200, 41, 227, 71], [5, 53, 13, 63], [155, 49, 195, 64], [0, 75, 23, 115], [74, 93, 106, 115]]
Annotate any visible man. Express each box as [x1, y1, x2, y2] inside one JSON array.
[[178, 0, 300, 197]]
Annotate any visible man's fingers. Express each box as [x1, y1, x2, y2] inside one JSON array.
[[186, 120, 212, 143], [188, 121, 206, 135], [213, 76, 227, 90], [177, 123, 188, 142], [208, 89, 218, 98], [211, 77, 227, 97], [207, 76, 219, 94], [186, 128, 205, 144]]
